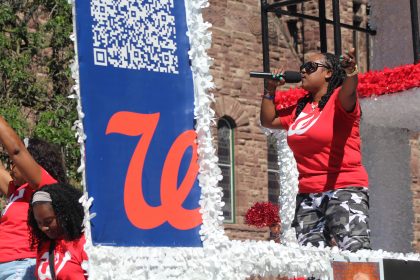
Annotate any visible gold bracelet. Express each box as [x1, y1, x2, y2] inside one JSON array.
[[346, 65, 359, 77]]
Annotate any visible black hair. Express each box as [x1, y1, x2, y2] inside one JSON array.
[[27, 138, 67, 183], [295, 52, 346, 119], [28, 183, 84, 249]]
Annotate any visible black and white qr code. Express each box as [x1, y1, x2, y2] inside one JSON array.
[[91, 0, 179, 74]]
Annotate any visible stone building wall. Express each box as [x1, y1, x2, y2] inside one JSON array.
[[411, 133, 420, 252], [203, 0, 274, 241]]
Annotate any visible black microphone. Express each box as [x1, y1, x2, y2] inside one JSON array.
[[249, 70, 302, 83]]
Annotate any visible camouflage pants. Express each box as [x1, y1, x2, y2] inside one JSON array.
[[292, 187, 370, 252]]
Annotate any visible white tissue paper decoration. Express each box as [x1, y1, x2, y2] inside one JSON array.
[[69, 2, 95, 278], [274, 130, 299, 245]]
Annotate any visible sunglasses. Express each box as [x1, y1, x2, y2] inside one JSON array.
[[299, 61, 330, 74]]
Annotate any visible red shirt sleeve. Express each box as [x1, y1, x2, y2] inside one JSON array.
[[38, 168, 58, 188], [334, 88, 362, 121]]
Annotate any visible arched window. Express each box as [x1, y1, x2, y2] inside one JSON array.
[[217, 116, 236, 223], [267, 134, 280, 205]]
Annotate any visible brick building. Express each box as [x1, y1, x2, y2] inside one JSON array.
[[203, 0, 420, 252]]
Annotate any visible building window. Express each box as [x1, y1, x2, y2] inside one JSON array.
[[267, 134, 280, 205], [218, 116, 236, 223]]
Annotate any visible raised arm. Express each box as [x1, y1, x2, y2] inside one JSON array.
[[0, 116, 42, 190], [338, 48, 359, 112], [260, 68, 285, 129]]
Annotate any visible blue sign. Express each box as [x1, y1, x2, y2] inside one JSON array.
[[74, 0, 202, 246]]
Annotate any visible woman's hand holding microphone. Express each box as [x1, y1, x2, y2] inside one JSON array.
[[263, 67, 286, 100]]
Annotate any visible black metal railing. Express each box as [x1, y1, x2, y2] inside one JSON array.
[[260, 0, 378, 73], [261, 0, 420, 70]]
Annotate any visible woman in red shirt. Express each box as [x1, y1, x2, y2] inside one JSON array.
[[260, 49, 370, 252], [0, 116, 66, 279], [28, 183, 88, 280]]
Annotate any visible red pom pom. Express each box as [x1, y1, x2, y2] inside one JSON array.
[[356, 63, 420, 97], [274, 87, 308, 109], [245, 202, 280, 228], [272, 62, 420, 103]]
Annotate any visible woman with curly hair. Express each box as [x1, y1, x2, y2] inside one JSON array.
[[0, 116, 67, 279], [260, 48, 370, 252], [28, 183, 88, 280]]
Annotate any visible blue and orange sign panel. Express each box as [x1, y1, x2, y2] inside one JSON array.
[[74, 0, 202, 246]]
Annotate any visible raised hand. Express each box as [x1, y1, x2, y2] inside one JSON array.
[[340, 48, 358, 75]]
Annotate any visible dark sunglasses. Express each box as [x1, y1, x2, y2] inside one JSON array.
[[299, 61, 330, 74]]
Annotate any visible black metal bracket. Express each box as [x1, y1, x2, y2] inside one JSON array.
[[410, 0, 420, 63], [261, 0, 420, 67]]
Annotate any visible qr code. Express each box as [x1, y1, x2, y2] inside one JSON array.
[[90, 0, 179, 74]]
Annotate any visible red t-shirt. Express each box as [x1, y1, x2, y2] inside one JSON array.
[[0, 168, 57, 263], [278, 88, 369, 193], [35, 235, 88, 280]]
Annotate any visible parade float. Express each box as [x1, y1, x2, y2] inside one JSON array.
[[69, 0, 420, 279]]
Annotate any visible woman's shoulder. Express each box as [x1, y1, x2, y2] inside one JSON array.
[[52, 235, 87, 261], [58, 234, 86, 248], [68, 235, 87, 255]]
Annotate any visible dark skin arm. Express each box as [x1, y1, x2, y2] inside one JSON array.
[[0, 116, 42, 194], [338, 48, 359, 112], [0, 162, 12, 196], [260, 67, 286, 129]]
